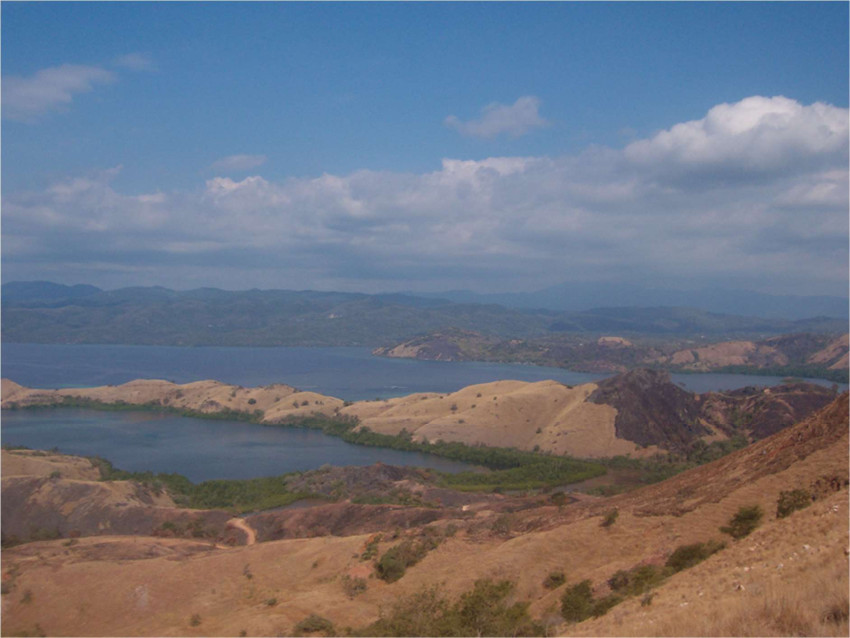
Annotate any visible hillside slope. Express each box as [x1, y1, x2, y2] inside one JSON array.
[[374, 330, 849, 381], [1, 395, 846, 637]]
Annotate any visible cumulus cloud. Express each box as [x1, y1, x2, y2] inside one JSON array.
[[209, 154, 268, 174], [624, 96, 849, 183], [445, 96, 549, 139], [2, 64, 116, 121], [3, 96, 847, 295]]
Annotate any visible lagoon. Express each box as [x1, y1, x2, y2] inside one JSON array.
[[1, 408, 475, 482]]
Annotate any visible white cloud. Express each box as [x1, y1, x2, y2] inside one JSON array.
[[209, 154, 268, 174], [445, 96, 549, 139], [3, 96, 847, 296], [624, 96, 848, 180], [2, 64, 116, 121], [113, 53, 156, 72]]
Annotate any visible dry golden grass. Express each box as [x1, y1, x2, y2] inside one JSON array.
[[342, 379, 643, 457]]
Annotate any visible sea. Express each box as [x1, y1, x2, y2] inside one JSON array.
[[1, 343, 843, 481]]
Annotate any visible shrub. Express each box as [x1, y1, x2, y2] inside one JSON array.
[[341, 574, 367, 599], [543, 571, 566, 590], [600, 509, 619, 528], [358, 579, 542, 637], [189, 614, 201, 627], [665, 540, 726, 572], [608, 564, 665, 595], [777, 489, 812, 519], [591, 594, 622, 617], [721, 505, 764, 539], [293, 614, 335, 637], [491, 514, 513, 536], [361, 534, 381, 560], [247, 398, 257, 405], [376, 538, 435, 583], [560, 580, 594, 623]]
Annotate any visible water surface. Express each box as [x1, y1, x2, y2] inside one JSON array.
[[3, 343, 841, 399], [1, 408, 474, 482]]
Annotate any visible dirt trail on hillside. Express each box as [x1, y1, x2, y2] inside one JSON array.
[[226, 517, 256, 545]]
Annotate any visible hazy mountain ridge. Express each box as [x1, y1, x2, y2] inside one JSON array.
[[2, 281, 846, 347], [414, 282, 850, 320]]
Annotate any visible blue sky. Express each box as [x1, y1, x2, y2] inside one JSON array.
[[2, 2, 848, 297]]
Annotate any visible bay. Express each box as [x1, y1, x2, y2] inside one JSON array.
[[2, 343, 841, 400]]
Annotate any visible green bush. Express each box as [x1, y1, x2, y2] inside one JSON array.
[[608, 564, 665, 595], [591, 594, 622, 617], [600, 509, 619, 528], [665, 540, 725, 572], [720, 505, 763, 539], [776, 489, 812, 519], [341, 575, 367, 599], [376, 539, 436, 583], [543, 571, 566, 590], [293, 614, 335, 637], [358, 579, 542, 637], [560, 580, 594, 623]]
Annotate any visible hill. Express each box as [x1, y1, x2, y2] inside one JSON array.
[[1, 392, 846, 636], [2, 369, 837, 459], [2, 281, 846, 347], [374, 329, 850, 382], [415, 282, 850, 320]]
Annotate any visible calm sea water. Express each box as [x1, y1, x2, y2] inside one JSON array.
[[2, 343, 840, 399], [1, 344, 842, 480]]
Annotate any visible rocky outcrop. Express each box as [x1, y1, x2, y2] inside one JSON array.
[[587, 369, 707, 452]]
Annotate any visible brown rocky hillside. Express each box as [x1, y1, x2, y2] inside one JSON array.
[[1, 394, 846, 637]]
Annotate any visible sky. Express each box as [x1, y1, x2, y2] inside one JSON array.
[[2, 1, 848, 298]]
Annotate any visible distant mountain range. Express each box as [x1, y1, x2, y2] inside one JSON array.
[[2, 281, 847, 347], [408, 282, 849, 320]]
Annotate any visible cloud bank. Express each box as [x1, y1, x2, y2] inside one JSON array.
[[3, 96, 847, 295], [445, 96, 549, 139]]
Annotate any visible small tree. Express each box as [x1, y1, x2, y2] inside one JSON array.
[[560, 580, 594, 622], [720, 505, 763, 539], [776, 489, 812, 519]]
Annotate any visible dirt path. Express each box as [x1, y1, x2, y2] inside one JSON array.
[[226, 517, 256, 545]]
